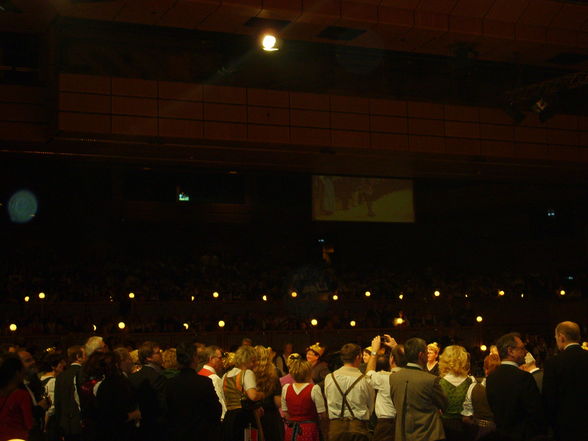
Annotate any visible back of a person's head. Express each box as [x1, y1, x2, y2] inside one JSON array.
[[67, 345, 84, 365], [439, 345, 470, 377], [288, 355, 312, 382], [84, 351, 119, 378], [376, 352, 390, 372], [85, 336, 104, 358], [392, 344, 407, 367], [495, 332, 521, 360], [404, 338, 427, 364], [41, 351, 65, 373], [556, 321, 581, 343], [176, 341, 196, 368], [233, 345, 257, 368], [162, 348, 178, 370], [113, 347, 131, 362], [138, 341, 159, 365], [340, 343, 361, 364], [286, 353, 302, 370], [0, 353, 23, 389]]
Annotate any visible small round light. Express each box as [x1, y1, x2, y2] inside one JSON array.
[[476, 316, 483, 323], [262, 295, 268, 302], [365, 291, 371, 297], [183, 322, 189, 330], [38, 292, 46, 299], [190, 295, 195, 302], [434, 290, 440, 297], [262, 34, 278, 52], [24, 296, 30, 303], [559, 290, 566, 296], [213, 291, 220, 298], [109, 296, 114, 303], [465, 294, 469, 298], [398, 294, 404, 300], [393, 317, 405, 326], [480, 344, 487, 352], [521, 293, 525, 298], [349, 320, 356, 327], [498, 290, 505, 297], [128, 292, 135, 299], [332, 294, 339, 300], [218, 320, 226, 328], [118, 321, 126, 330], [9, 323, 17, 332], [291, 291, 298, 298], [92, 324, 97, 332], [310, 319, 318, 326]]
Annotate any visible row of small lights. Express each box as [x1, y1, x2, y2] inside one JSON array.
[[19, 289, 570, 304]]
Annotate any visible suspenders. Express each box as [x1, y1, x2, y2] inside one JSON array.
[[329, 372, 365, 419]]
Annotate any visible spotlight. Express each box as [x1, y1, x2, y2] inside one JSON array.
[[476, 316, 483, 323], [465, 294, 469, 298], [398, 294, 404, 300], [118, 322, 126, 330], [480, 344, 487, 352], [92, 324, 97, 332], [365, 291, 371, 297], [261, 34, 279, 52], [291, 291, 298, 298], [190, 296, 195, 302], [332, 294, 339, 301], [38, 292, 46, 300], [310, 319, 318, 326], [434, 290, 440, 297], [218, 320, 226, 328], [9, 323, 17, 332], [24, 296, 30, 303], [498, 290, 505, 297], [183, 323, 189, 330], [349, 320, 356, 327], [393, 317, 405, 326], [262, 295, 268, 302], [213, 291, 220, 299], [559, 290, 566, 296], [521, 293, 525, 298], [128, 292, 135, 299]]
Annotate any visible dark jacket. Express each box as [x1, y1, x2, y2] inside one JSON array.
[[486, 363, 544, 441], [129, 364, 167, 441], [543, 344, 588, 441], [54, 363, 82, 437], [165, 367, 222, 441], [95, 374, 139, 441]]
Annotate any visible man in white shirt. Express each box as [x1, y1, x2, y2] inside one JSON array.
[[324, 343, 375, 441], [197, 345, 227, 420], [365, 335, 404, 441]]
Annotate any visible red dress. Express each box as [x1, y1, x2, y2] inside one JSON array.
[[0, 388, 34, 441], [284, 384, 321, 441]]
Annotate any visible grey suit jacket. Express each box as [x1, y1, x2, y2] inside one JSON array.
[[389, 365, 448, 441]]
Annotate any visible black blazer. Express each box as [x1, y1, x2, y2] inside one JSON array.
[[129, 365, 167, 441], [95, 374, 138, 441], [543, 344, 588, 441], [165, 367, 222, 441], [486, 363, 544, 441], [54, 363, 82, 437]]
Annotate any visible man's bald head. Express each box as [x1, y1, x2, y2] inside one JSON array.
[[555, 321, 581, 350]]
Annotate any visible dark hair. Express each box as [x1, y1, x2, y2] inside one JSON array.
[[495, 332, 521, 360], [83, 352, 120, 379], [138, 341, 159, 365], [340, 343, 361, 363], [391, 344, 407, 367], [0, 354, 23, 389], [404, 338, 426, 364], [67, 345, 84, 365], [376, 353, 390, 372], [176, 341, 197, 368], [41, 351, 65, 373]]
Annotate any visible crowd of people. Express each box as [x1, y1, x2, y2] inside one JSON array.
[[1, 321, 587, 441]]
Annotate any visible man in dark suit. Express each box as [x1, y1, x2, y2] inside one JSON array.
[[129, 341, 167, 441], [54, 345, 85, 441], [165, 341, 222, 441], [389, 337, 448, 441], [486, 332, 544, 441], [543, 321, 588, 441]]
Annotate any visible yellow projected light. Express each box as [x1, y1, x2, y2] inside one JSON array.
[[310, 319, 318, 326], [350, 320, 356, 327], [480, 344, 487, 352], [291, 291, 298, 298], [38, 292, 46, 299]]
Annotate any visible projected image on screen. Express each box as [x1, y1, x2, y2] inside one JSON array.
[[312, 176, 414, 223]]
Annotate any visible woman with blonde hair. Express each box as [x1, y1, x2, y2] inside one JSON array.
[[222, 345, 264, 441], [161, 348, 179, 378], [427, 342, 440, 376], [281, 354, 327, 441], [253, 345, 284, 441], [439, 345, 475, 441]]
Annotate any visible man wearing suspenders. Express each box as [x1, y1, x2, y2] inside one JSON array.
[[324, 343, 375, 441]]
